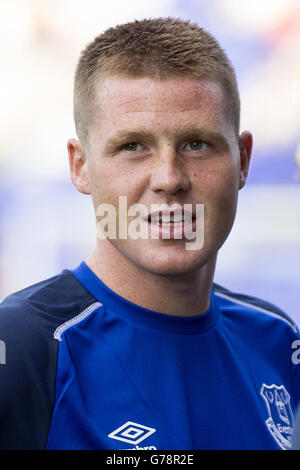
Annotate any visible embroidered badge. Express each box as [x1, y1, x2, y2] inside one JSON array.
[[260, 383, 294, 449]]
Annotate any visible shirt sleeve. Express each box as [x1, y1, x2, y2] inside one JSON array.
[[0, 296, 58, 449]]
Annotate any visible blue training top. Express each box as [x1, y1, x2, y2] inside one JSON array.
[[0, 261, 299, 450]]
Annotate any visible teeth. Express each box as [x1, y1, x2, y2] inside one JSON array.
[[150, 213, 193, 225], [161, 214, 174, 223], [162, 221, 183, 226]]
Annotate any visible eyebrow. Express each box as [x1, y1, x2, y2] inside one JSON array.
[[104, 127, 230, 152], [175, 127, 230, 150], [104, 130, 155, 149]]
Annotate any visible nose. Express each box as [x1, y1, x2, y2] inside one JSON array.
[[149, 144, 191, 195]]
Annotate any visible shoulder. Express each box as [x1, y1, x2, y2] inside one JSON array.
[[0, 267, 99, 380], [213, 282, 298, 335], [0, 268, 97, 338]]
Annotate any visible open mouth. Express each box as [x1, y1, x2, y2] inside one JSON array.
[[145, 209, 197, 239]]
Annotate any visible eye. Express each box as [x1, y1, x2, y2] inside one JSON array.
[[185, 140, 207, 151], [122, 142, 143, 152]]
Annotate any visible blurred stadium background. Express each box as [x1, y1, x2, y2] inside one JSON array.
[[0, 0, 299, 323]]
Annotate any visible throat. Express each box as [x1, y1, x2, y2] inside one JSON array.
[[86, 249, 215, 317]]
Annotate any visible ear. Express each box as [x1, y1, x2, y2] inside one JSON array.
[[238, 131, 253, 189], [67, 138, 91, 195]]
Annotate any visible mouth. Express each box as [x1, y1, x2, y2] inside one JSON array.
[[146, 209, 196, 238]]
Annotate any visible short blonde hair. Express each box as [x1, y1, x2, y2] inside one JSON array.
[[74, 17, 240, 146]]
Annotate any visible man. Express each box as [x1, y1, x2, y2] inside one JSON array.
[[0, 17, 299, 450]]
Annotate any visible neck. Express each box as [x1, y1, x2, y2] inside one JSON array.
[[86, 241, 217, 317]]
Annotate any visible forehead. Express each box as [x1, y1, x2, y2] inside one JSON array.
[[92, 76, 229, 135]]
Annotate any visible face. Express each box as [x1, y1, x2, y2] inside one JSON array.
[[69, 76, 252, 277]]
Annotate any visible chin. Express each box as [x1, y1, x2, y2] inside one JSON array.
[[137, 247, 212, 277]]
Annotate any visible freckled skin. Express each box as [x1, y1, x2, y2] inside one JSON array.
[[68, 76, 252, 316]]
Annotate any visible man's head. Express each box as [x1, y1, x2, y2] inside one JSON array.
[[68, 18, 252, 278], [73, 17, 241, 149]]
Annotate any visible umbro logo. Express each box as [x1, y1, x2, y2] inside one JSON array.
[[108, 421, 156, 445]]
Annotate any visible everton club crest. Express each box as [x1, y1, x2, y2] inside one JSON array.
[[260, 383, 294, 449]]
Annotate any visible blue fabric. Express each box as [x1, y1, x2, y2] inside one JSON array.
[[45, 262, 300, 450]]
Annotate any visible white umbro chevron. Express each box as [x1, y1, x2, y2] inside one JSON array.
[[108, 421, 156, 445]]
